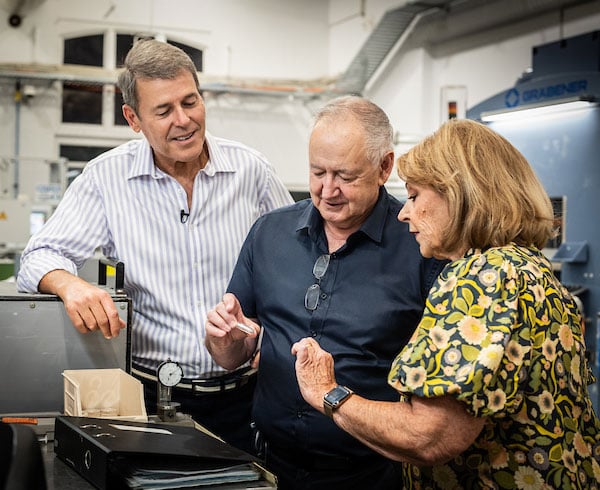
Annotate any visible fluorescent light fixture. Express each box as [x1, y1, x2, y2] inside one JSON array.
[[480, 96, 597, 122]]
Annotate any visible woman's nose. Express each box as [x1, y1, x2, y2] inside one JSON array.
[[397, 204, 409, 222]]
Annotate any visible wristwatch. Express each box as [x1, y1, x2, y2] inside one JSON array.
[[323, 385, 354, 418]]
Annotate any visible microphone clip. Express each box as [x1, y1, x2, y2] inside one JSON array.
[[180, 209, 190, 224]]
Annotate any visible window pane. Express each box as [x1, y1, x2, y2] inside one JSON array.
[[62, 34, 103, 124], [116, 34, 135, 67], [60, 145, 114, 187], [60, 145, 113, 162], [114, 87, 128, 126], [61, 34, 202, 127], [115, 34, 135, 125], [64, 35, 103, 67], [169, 40, 203, 71], [62, 83, 103, 124]]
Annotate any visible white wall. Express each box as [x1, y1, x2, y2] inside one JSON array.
[[0, 0, 332, 200], [0, 0, 330, 78], [1, 0, 600, 202], [365, 1, 600, 142]]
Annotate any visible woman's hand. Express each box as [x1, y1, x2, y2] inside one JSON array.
[[291, 337, 337, 414], [291, 338, 485, 466]]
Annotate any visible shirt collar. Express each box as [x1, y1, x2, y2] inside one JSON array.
[[129, 138, 155, 179], [296, 187, 391, 245], [128, 131, 231, 179], [201, 131, 236, 176]]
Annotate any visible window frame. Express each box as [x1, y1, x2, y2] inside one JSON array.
[[58, 30, 204, 139]]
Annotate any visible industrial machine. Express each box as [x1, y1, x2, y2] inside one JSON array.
[[467, 30, 600, 408], [0, 260, 131, 440]]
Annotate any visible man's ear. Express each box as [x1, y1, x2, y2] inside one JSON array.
[[379, 151, 395, 184], [122, 104, 141, 132]]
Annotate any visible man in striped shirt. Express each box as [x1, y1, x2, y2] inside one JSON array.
[[17, 39, 293, 453]]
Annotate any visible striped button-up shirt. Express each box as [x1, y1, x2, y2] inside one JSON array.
[[17, 132, 293, 377]]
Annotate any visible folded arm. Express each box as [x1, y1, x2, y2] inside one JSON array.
[[332, 391, 484, 465], [292, 337, 485, 466]]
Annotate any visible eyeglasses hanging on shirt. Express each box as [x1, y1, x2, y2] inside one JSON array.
[[304, 254, 330, 311]]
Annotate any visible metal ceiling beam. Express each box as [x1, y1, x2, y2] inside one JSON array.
[[333, 1, 453, 94], [332, 0, 598, 95]]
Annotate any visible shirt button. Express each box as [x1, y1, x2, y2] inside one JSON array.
[[310, 331, 317, 337], [297, 411, 303, 418], [320, 293, 327, 299]]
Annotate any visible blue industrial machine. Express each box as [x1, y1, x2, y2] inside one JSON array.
[[467, 30, 600, 409]]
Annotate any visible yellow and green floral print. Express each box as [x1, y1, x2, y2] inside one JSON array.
[[389, 244, 600, 489]]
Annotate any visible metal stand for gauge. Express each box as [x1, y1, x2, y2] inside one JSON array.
[[156, 359, 183, 422]]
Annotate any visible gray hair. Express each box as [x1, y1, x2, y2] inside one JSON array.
[[312, 95, 394, 165], [117, 38, 200, 114]]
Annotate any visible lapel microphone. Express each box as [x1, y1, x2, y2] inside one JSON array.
[[180, 210, 190, 223]]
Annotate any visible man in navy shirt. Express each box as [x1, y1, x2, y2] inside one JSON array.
[[205, 96, 445, 489]]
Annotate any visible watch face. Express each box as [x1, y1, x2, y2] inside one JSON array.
[[325, 385, 352, 405], [157, 361, 183, 387]]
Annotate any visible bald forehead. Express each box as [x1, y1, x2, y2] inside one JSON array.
[[311, 115, 364, 142]]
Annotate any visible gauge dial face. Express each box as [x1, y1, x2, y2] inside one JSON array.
[[157, 360, 183, 387]]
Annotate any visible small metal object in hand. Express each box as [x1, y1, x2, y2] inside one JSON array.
[[235, 322, 254, 335]]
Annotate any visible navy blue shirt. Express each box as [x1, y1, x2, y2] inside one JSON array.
[[227, 187, 444, 459]]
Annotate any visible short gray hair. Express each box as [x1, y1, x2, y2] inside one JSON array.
[[312, 95, 393, 165], [117, 38, 200, 113]]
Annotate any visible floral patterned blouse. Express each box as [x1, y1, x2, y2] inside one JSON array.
[[389, 244, 600, 489]]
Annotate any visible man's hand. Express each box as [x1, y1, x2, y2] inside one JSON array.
[[39, 270, 125, 339], [205, 293, 259, 370]]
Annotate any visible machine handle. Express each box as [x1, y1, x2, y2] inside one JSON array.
[[98, 258, 125, 294]]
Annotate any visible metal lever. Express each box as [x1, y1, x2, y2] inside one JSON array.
[[98, 258, 125, 294]]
